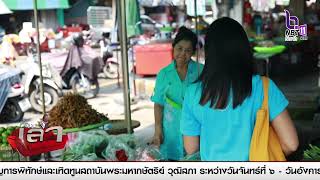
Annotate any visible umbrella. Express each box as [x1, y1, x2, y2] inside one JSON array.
[[126, 0, 143, 37], [2, 0, 69, 10], [0, 0, 12, 14]]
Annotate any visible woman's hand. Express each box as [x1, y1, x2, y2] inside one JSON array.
[[184, 136, 200, 155], [152, 103, 164, 148], [151, 130, 163, 148]]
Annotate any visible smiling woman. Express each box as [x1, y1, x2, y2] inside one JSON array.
[[150, 26, 203, 161]]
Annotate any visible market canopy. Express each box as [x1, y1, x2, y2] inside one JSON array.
[[138, 0, 185, 6], [138, 0, 214, 7], [3, 0, 69, 10], [0, 0, 12, 14]]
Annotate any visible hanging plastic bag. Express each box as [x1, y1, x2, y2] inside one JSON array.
[[102, 134, 137, 161], [135, 145, 165, 161], [63, 130, 109, 161]]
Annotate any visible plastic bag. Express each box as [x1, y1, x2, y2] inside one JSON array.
[[80, 153, 100, 161], [63, 130, 109, 161], [102, 134, 137, 161], [135, 145, 164, 161], [63, 130, 164, 161]]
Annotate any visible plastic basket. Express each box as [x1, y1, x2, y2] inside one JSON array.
[[253, 45, 286, 54]]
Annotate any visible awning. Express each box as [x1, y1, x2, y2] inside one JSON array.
[[0, 0, 12, 14], [3, 0, 69, 10], [138, 0, 185, 6], [139, 0, 214, 7]]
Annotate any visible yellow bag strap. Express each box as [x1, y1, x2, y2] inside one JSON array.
[[249, 76, 270, 161], [261, 76, 269, 110], [250, 76, 286, 161]]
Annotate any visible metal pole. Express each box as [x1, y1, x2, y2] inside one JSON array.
[[194, 0, 200, 76], [33, 0, 46, 114], [115, 0, 120, 88], [194, 0, 198, 39], [119, 0, 133, 134], [132, 43, 137, 97]]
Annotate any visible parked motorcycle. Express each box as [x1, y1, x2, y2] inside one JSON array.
[[17, 47, 61, 113], [59, 33, 101, 99], [99, 33, 119, 79], [0, 83, 31, 123], [0, 65, 31, 123]]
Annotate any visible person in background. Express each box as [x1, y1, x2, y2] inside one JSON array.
[[253, 13, 263, 36], [151, 26, 203, 160], [181, 17, 299, 161], [0, 34, 19, 67]]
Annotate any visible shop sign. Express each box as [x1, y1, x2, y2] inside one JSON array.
[[18, 126, 63, 143], [7, 126, 68, 156], [284, 9, 308, 42]]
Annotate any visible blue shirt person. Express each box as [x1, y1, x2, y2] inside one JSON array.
[[181, 75, 290, 161], [151, 26, 203, 160], [181, 17, 299, 161]]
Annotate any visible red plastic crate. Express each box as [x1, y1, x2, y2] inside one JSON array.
[[134, 43, 173, 75]]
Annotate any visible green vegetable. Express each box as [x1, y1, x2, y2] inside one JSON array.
[[303, 145, 320, 160]]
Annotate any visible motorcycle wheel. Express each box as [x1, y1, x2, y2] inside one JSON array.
[[103, 62, 119, 79], [30, 86, 59, 113], [71, 75, 99, 99], [0, 99, 24, 123]]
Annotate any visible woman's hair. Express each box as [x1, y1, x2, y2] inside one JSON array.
[[172, 26, 198, 52], [197, 17, 255, 109]]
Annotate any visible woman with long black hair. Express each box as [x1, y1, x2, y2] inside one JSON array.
[[180, 17, 298, 161]]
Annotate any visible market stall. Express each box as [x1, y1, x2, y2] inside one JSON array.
[[0, 0, 151, 162], [1, 0, 204, 162]]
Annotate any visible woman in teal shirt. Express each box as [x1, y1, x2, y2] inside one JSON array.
[[151, 26, 203, 160], [181, 17, 298, 161]]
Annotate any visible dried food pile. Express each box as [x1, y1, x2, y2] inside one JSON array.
[[48, 94, 108, 129]]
